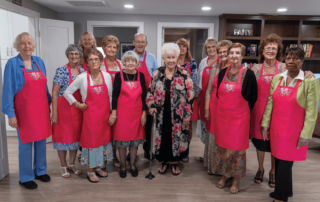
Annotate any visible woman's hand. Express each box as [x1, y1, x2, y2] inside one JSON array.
[[149, 108, 157, 116], [141, 111, 147, 126], [108, 116, 116, 126], [77, 103, 88, 111], [297, 137, 309, 149], [183, 118, 190, 126], [261, 127, 269, 141], [51, 114, 58, 124], [9, 117, 17, 128], [304, 71, 315, 79], [205, 109, 210, 121]]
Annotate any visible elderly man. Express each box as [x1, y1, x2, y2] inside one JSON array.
[[131, 33, 158, 160]]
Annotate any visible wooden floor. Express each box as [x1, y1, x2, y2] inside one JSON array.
[[1, 136, 320, 202]]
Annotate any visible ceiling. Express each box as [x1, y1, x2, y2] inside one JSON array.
[[33, 0, 320, 16]]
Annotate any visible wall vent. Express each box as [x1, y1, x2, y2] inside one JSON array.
[[66, 1, 109, 7]]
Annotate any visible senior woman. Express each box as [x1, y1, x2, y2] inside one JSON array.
[[78, 32, 97, 71], [1, 32, 51, 189], [251, 33, 314, 187], [64, 49, 113, 183], [201, 40, 232, 174], [214, 43, 257, 194], [111, 51, 147, 178], [146, 43, 195, 175], [261, 47, 319, 202], [51, 44, 85, 178], [100, 35, 123, 83], [176, 38, 198, 163]]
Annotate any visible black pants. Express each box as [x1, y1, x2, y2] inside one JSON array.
[[274, 157, 294, 201], [143, 115, 154, 153]]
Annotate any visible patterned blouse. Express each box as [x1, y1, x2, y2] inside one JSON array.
[[182, 59, 198, 97], [146, 65, 195, 157], [53, 66, 85, 97]]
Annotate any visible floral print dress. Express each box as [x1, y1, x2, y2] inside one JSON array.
[[146, 65, 195, 158]]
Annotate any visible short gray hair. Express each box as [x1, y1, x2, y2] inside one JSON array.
[[161, 43, 180, 58], [134, 33, 147, 42], [65, 44, 83, 58], [204, 37, 218, 56], [121, 51, 140, 66], [13, 32, 37, 51]]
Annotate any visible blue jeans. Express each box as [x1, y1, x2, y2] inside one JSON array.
[[17, 129, 47, 183]]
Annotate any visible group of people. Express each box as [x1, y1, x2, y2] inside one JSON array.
[[1, 30, 319, 202]]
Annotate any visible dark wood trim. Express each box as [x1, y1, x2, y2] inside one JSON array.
[[225, 36, 261, 40]]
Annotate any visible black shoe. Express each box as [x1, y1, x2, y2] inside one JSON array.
[[34, 174, 51, 182], [119, 170, 127, 178], [144, 151, 155, 160], [19, 181, 38, 189], [126, 153, 130, 161], [270, 192, 292, 199], [130, 167, 138, 177]]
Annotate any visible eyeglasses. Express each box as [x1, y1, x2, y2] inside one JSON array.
[[218, 51, 228, 55], [285, 57, 301, 62], [264, 47, 278, 52], [135, 41, 146, 45], [88, 58, 100, 63]]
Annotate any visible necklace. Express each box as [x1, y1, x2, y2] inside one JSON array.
[[125, 71, 136, 81], [91, 74, 101, 82], [264, 61, 275, 68]]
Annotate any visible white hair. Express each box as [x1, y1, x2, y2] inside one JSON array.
[[134, 33, 147, 42], [161, 43, 180, 58], [13, 32, 37, 51], [121, 51, 140, 66]]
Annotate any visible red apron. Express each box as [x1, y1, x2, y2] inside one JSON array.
[[14, 63, 51, 143], [207, 69, 220, 133], [270, 78, 307, 161], [52, 64, 83, 143], [136, 50, 152, 91], [250, 61, 278, 140], [82, 62, 88, 71], [113, 70, 145, 141], [215, 65, 250, 150], [200, 57, 214, 122], [80, 71, 112, 148], [185, 62, 199, 121], [104, 58, 121, 84]]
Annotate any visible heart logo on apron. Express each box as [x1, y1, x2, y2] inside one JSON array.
[[125, 82, 137, 89], [279, 87, 293, 97], [205, 68, 212, 75], [91, 86, 104, 95], [262, 75, 274, 84], [28, 72, 42, 80], [223, 83, 236, 92]]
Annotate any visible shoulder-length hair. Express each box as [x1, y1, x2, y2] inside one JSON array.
[[78, 32, 97, 50], [258, 33, 284, 63], [176, 38, 192, 62]]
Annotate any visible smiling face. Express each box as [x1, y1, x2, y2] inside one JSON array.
[[206, 41, 217, 58], [68, 50, 81, 65], [178, 44, 187, 56], [125, 58, 138, 72], [218, 46, 229, 62], [263, 42, 278, 61], [163, 52, 178, 70], [18, 36, 34, 57], [133, 34, 148, 53], [82, 34, 94, 50], [104, 42, 117, 58], [229, 47, 243, 65], [87, 54, 102, 70]]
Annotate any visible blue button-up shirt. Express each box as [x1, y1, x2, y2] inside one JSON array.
[[1, 54, 51, 118], [136, 50, 158, 76]]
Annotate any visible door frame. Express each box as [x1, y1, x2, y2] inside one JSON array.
[[87, 21, 144, 35], [157, 22, 214, 66]]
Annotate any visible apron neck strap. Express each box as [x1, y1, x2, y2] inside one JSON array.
[[224, 64, 244, 84], [260, 60, 279, 77], [104, 58, 122, 72]]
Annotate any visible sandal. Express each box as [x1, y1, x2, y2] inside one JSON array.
[[254, 169, 264, 184], [171, 164, 180, 176], [216, 176, 229, 189], [60, 166, 70, 178], [269, 173, 276, 188], [230, 178, 240, 194], [68, 165, 82, 175], [94, 168, 108, 178], [87, 172, 99, 183], [182, 156, 189, 163], [158, 162, 169, 174]]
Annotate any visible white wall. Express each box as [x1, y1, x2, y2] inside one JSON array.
[[57, 13, 219, 58]]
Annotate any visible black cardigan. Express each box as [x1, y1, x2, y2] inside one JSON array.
[[216, 67, 258, 110]]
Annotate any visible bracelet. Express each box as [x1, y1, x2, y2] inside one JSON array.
[[75, 102, 79, 108], [110, 116, 117, 118]]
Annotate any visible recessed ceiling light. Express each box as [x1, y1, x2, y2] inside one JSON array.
[[277, 8, 287, 12], [124, 4, 134, 9], [202, 7, 211, 11]]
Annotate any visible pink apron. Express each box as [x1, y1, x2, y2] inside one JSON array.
[[199, 57, 213, 122], [136, 50, 152, 91], [207, 69, 220, 133], [215, 65, 250, 150], [250, 61, 278, 140], [104, 58, 121, 84], [52, 64, 83, 143], [185, 62, 199, 121], [80, 71, 112, 148], [113, 70, 145, 141], [14, 63, 51, 143], [270, 78, 307, 161], [82, 62, 88, 71]]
